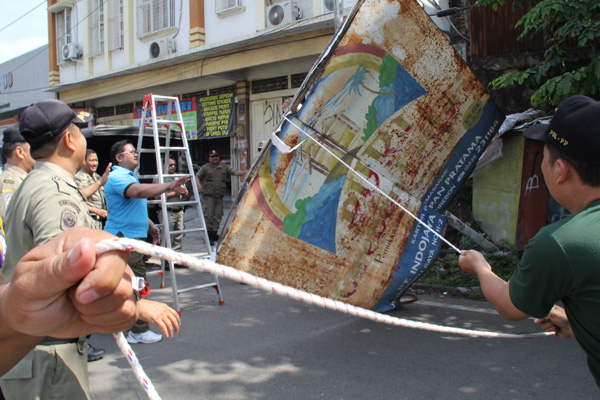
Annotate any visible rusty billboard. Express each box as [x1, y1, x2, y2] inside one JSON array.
[[217, 0, 503, 312]]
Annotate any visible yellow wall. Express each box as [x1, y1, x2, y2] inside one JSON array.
[[472, 132, 524, 246]]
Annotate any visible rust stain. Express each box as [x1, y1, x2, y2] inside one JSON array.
[[218, 0, 501, 310]]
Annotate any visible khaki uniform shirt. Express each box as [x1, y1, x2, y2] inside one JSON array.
[[74, 169, 106, 216], [0, 163, 28, 221], [196, 162, 234, 198], [2, 161, 93, 281], [153, 176, 186, 213]]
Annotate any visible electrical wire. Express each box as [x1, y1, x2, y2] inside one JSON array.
[[0, 0, 46, 33], [6, 0, 109, 76]]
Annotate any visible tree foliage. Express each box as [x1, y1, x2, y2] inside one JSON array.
[[474, 0, 600, 109]]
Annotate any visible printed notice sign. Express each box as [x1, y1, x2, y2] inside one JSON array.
[[197, 92, 235, 139]]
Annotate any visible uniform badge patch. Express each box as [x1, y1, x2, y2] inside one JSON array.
[[60, 210, 77, 230], [2, 192, 13, 206]]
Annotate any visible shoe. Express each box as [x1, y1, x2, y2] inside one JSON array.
[[126, 330, 163, 344], [87, 344, 105, 362]]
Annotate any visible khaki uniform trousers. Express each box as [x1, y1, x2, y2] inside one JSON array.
[[159, 209, 184, 252], [202, 195, 224, 233], [0, 339, 89, 400]]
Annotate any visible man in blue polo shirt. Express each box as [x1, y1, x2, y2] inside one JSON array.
[[105, 140, 189, 344]]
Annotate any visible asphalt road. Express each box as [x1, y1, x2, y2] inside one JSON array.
[[86, 208, 599, 400]]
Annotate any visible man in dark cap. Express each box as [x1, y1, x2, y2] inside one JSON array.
[[459, 95, 600, 387], [195, 150, 247, 244], [0, 126, 35, 221], [0, 99, 95, 400]]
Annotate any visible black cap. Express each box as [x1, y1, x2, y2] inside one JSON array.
[[2, 125, 26, 143], [209, 150, 219, 157], [19, 99, 93, 147], [523, 95, 600, 166]]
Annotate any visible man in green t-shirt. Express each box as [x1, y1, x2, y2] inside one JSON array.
[[459, 95, 600, 387]]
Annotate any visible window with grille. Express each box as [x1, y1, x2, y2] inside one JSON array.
[[137, 0, 175, 38], [108, 0, 124, 51], [56, 9, 72, 61], [115, 103, 133, 115], [88, 0, 104, 56], [291, 73, 308, 88], [252, 76, 288, 94], [216, 0, 242, 13], [97, 106, 115, 118]]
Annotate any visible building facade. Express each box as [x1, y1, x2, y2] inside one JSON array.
[[0, 46, 55, 128], [45, 0, 468, 194]]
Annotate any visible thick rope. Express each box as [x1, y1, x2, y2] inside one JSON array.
[[97, 238, 550, 340], [98, 238, 551, 399], [112, 331, 161, 400]]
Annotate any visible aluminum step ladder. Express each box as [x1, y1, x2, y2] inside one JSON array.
[[136, 93, 224, 313]]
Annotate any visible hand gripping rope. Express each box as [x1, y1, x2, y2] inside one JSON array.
[[96, 237, 552, 399]]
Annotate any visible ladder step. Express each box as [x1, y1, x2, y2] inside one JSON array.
[[151, 95, 179, 102], [169, 227, 208, 235], [178, 283, 218, 294], [147, 199, 200, 207], [159, 146, 187, 151], [155, 119, 184, 125]]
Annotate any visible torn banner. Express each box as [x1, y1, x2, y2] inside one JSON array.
[[217, 0, 503, 312]]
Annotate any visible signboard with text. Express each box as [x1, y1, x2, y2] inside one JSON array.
[[218, 0, 503, 313], [197, 92, 235, 139], [133, 98, 198, 140]]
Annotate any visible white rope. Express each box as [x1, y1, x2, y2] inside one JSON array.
[[277, 115, 462, 254], [112, 331, 162, 400], [97, 238, 551, 341]]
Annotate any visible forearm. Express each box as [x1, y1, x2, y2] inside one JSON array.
[[459, 250, 528, 322], [88, 206, 101, 214], [476, 268, 528, 321], [0, 284, 43, 375], [80, 180, 102, 198], [126, 183, 171, 198]]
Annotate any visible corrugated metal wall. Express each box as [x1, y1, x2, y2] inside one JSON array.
[[469, 0, 545, 57]]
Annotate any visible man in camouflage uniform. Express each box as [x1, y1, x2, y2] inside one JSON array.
[[0, 126, 35, 222], [75, 149, 110, 229], [0, 99, 94, 400], [195, 149, 247, 244]]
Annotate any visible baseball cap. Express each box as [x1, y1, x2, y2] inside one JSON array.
[[19, 99, 93, 147], [209, 150, 219, 157], [523, 95, 600, 166], [2, 125, 26, 143]]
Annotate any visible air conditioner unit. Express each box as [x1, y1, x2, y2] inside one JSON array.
[[149, 38, 175, 59], [266, 2, 301, 28], [322, 0, 335, 12], [62, 42, 81, 61]]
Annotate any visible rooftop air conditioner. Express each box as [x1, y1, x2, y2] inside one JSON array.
[[149, 38, 175, 59], [62, 42, 81, 61], [266, 2, 301, 28]]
